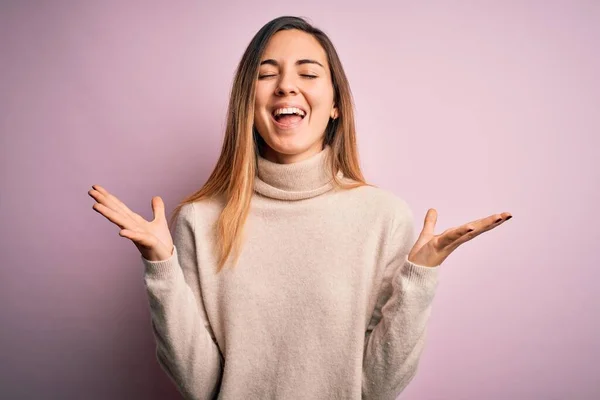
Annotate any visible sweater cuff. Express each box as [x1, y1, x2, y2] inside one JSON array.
[[141, 245, 180, 279], [400, 255, 440, 287]]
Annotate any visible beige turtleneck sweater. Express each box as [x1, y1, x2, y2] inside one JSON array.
[[141, 145, 440, 400]]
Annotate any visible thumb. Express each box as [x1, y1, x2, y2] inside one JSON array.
[[417, 208, 437, 239], [151, 196, 166, 222]]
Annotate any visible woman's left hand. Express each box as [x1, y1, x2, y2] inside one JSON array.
[[408, 209, 513, 268]]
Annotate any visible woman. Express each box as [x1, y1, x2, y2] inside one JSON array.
[[89, 16, 511, 400]]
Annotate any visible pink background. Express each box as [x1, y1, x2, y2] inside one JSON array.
[[1, 1, 598, 399]]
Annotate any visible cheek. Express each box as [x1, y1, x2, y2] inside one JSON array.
[[253, 93, 270, 123], [306, 84, 334, 113], [254, 84, 272, 108]]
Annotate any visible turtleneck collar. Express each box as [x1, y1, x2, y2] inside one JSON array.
[[254, 145, 339, 201]]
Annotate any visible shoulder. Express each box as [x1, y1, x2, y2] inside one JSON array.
[[190, 195, 225, 218], [172, 195, 225, 231], [340, 183, 414, 225], [330, 182, 416, 245], [351, 185, 418, 253]]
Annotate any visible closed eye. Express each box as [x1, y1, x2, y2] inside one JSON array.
[[257, 74, 318, 79]]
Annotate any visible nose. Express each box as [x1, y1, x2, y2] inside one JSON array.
[[275, 71, 298, 96]]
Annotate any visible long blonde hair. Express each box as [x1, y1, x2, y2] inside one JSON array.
[[169, 16, 369, 272]]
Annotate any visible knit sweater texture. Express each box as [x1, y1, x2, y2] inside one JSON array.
[[141, 145, 440, 400]]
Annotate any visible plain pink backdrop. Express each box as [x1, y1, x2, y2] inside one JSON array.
[[1, 1, 598, 399]]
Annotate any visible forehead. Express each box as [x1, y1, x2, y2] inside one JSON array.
[[261, 29, 328, 65]]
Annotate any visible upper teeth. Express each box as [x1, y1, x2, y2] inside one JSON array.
[[273, 107, 306, 117]]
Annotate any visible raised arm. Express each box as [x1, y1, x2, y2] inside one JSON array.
[[139, 202, 222, 399], [362, 208, 440, 400]]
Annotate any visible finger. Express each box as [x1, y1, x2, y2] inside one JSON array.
[[418, 208, 437, 238], [466, 214, 510, 238], [473, 212, 512, 229], [437, 224, 474, 248], [151, 196, 166, 222], [91, 185, 137, 217], [438, 215, 486, 237], [91, 185, 144, 223], [119, 229, 158, 248], [445, 214, 511, 250], [92, 202, 136, 230], [438, 212, 506, 244], [457, 214, 498, 232], [89, 189, 131, 222]]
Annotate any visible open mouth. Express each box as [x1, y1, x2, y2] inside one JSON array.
[[271, 107, 306, 127]]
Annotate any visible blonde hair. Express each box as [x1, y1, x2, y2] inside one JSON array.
[[169, 16, 369, 272]]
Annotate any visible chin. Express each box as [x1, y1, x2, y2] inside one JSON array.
[[260, 132, 324, 162], [269, 142, 307, 155], [270, 136, 320, 152]]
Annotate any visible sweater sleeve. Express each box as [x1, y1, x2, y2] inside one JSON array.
[[362, 206, 440, 400], [141, 202, 223, 400]]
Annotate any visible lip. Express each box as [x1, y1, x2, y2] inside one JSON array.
[[271, 103, 308, 117], [270, 112, 305, 130], [270, 103, 307, 130]]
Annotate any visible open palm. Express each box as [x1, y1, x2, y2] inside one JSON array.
[[408, 209, 512, 267], [88, 185, 174, 261]]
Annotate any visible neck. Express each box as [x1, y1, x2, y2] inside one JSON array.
[[254, 144, 340, 201]]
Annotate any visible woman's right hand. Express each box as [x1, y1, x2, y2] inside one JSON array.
[[88, 185, 174, 262]]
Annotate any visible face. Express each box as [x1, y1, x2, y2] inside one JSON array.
[[253, 29, 338, 164]]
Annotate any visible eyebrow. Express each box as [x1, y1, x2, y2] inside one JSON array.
[[259, 59, 325, 69]]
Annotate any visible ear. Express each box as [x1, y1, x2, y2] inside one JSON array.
[[330, 106, 339, 120]]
